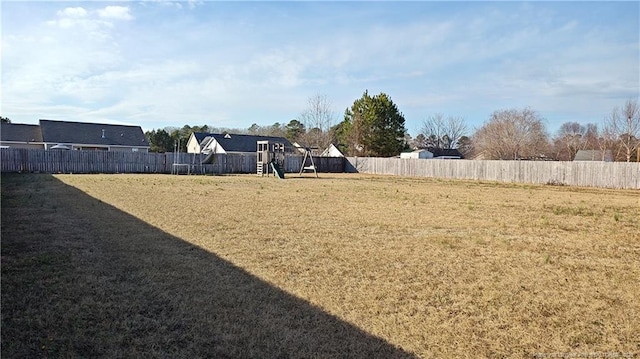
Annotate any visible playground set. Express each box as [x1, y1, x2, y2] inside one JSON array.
[[256, 140, 318, 179], [173, 137, 318, 178], [257, 140, 285, 178]]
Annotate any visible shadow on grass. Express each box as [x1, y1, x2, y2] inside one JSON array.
[[1, 174, 415, 358]]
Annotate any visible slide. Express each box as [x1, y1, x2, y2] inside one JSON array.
[[201, 152, 215, 164], [270, 161, 285, 179]]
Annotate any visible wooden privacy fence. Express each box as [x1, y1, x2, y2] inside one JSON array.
[[346, 157, 640, 189], [0, 149, 345, 175], [177, 152, 344, 174], [3, 149, 637, 188], [1, 149, 168, 174]]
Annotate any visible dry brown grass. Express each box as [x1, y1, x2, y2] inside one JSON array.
[[2, 173, 639, 358]]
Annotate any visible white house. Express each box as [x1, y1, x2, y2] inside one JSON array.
[[187, 132, 294, 155], [320, 144, 344, 157], [400, 149, 433, 159]]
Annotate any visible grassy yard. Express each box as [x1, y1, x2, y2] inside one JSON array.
[[2, 173, 639, 358]]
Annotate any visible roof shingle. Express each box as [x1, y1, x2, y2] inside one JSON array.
[[1, 123, 43, 142], [39, 119, 148, 147]]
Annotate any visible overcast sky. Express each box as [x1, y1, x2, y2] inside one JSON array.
[[2, 1, 638, 136]]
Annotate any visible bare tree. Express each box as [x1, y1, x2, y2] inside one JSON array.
[[457, 135, 474, 158], [583, 123, 600, 150], [421, 113, 445, 149], [411, 133, 428, 149], [298, 94, 336, 151], [552, 122, 589, 161], [605, 99, 640, 162], [420, 113, 468, 149], [473, 108, 549, 160]]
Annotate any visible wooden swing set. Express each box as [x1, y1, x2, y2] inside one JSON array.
[[298, 147, 318, 178], [256, 140, 319, 179]]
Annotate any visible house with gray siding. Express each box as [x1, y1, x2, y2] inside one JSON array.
[[1, 119, 149, 152], [1, 123, 44, 149]]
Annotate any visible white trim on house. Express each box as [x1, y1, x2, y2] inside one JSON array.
[[0, 141, 45, 150], [42, 142, 148, 152]]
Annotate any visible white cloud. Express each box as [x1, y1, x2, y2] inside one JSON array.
[[2, 2, 637, 132], [187, 1, 202, 10], [46, 5, 131, 32], [3, 4, 127, 118], [139, 0, 202, 11], [57, 7, 88, 18], [97, 6, 133, 21], [47, 6, 112, 32]]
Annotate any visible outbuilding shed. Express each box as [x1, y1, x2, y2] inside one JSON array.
[[400, 149, 434, 159]]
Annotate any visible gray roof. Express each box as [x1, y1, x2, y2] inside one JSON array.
[[427, 147, 464, 158], [1, 123, 43, 142], [574, 150, 613, 162], [192, 132, 211, 145], [39, 119, 148, 147], [194, 132, 294, 153]]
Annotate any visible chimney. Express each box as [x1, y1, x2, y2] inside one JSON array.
[[101, 129, 105, 139]]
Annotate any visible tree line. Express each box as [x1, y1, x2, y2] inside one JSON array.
[[467, 100, 639, 162], [145, 91, 410, 157], [144, 94, 639, 162]]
